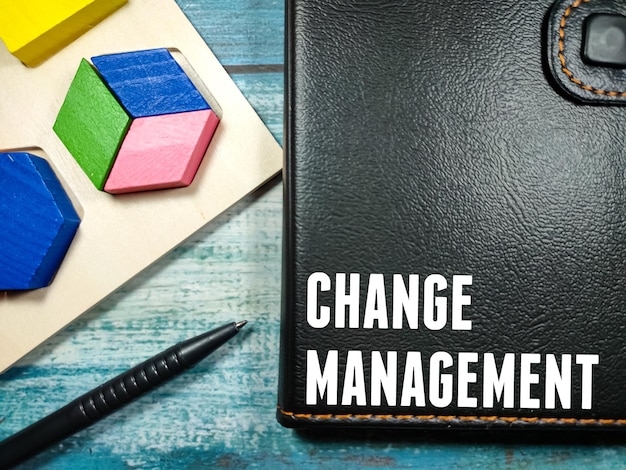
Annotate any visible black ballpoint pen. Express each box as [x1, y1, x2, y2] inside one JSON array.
[[0, 320, 247, 469]]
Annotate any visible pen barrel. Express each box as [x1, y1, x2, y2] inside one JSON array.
[[0, 322, 240, 469], [72, 345, 188, 425], [75, 319, 241, 424], [0, 347, 188, 469]]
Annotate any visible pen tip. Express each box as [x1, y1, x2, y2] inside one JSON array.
[[235, 320, 248, 330]]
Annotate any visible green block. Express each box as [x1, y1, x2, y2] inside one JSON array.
[[53, 59, 131, 190]]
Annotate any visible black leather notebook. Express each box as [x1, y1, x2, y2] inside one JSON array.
[[278, 0, 626, 429]]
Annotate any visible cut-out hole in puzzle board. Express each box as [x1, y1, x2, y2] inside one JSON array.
[[0, 0, 282, 373]]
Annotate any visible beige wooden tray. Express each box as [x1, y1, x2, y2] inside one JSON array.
[[0, 0, 282, 373]]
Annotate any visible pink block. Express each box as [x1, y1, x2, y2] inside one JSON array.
[[104, 109, 219, 194]]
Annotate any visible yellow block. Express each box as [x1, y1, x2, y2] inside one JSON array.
[[0, 0, 127, 66]]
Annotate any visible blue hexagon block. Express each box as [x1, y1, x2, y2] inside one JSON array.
[[0, 152, 81, 290]]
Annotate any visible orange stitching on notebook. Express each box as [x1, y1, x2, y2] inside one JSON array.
[[559, 0, 626, 97], [277, 406, 626, 426]]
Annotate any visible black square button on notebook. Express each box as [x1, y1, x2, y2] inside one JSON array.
[[583, 14, 626, 67], [278, 0, 626, 429]]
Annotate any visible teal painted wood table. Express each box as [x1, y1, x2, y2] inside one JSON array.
[[1, 1, 626, 468]]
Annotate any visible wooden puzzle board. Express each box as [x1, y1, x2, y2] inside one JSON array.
[[0, 0, 282, 373]]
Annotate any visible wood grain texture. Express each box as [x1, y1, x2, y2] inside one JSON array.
[[0, 0, 127, 66], [92, 48, 210, 118], [53, 59, 131, 190], [0, 152, 80, 290], [104, 109, 220, 194], [1, 1, 626, 469], [0, 0, 282, 373]]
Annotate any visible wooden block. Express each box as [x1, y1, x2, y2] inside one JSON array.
[[0, 0, 282, 373], [0, 152, 80, 290], [104, 109, 219, 194], [0, 0, 127, 66], [53, 58, 131, 190], [91, 48, 210, 118]]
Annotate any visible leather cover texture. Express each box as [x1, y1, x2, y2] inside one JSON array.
[[278, 0, 626, 429]]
